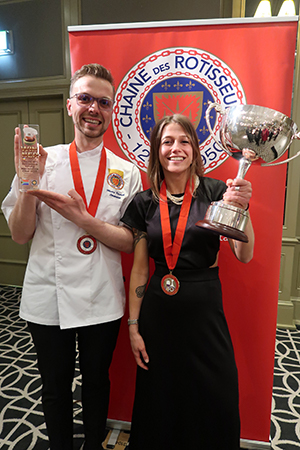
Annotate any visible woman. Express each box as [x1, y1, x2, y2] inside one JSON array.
[[121, 114, 254, 450]]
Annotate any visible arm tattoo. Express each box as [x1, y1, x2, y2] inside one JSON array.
[[133, 228, 147, 249], [136, 283, 147, 298]]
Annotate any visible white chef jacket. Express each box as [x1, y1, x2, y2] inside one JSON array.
[[1, 143, 142, 329]]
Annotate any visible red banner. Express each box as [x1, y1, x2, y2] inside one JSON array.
[[68, 18, 298, 445]]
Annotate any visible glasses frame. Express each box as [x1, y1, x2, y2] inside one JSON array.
[[69, 93, 114, 111]]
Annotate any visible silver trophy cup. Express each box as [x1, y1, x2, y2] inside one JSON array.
[[196, 103, 300, 242]]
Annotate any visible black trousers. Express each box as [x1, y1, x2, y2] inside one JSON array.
[[28, 319, 121, 450]]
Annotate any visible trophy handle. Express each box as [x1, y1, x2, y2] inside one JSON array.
[[205, 102, 231, 155], [262, 132, 300, 166], [261, 151, 300, 166]]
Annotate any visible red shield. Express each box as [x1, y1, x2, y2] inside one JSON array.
[[153, 91, 203, 128]]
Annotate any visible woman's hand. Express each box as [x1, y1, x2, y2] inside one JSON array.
[[223, 178, 252, 210], [129, 326, 149, 370]]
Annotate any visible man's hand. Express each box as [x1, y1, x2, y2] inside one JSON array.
[[27, 189, 134, 253], [14, 126, 48, 177], [27, 188, 89, 228]]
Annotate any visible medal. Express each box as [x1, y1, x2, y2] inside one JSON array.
[[69, 141, 107, 254], [161, 273, 180, 296], [159, 179, 193, 295], [77, 234, 97, 255]]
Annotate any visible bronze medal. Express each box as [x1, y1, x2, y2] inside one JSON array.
[[159, 180, 194, 296], [161, 273, 180, 296]]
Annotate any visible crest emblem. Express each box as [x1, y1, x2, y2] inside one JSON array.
[[113, 47, 246, 173], [107, 171, 124, 190]]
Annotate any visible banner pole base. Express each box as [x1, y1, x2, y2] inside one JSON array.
[[240, 438, 271, 449], [106, 422, 272, 450]]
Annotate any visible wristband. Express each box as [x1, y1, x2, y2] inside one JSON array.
[[128, 318, 139, 326]]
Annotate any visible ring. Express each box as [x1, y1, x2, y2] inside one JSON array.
[[235, 186, 240, 191]]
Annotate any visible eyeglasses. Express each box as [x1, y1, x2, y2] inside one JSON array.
[[70, 93, 114, 111]]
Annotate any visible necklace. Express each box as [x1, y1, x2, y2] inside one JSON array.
[[166, 176, 199, 205], [166, 190, 184, 205]]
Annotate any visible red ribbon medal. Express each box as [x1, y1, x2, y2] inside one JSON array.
[[159, 179, 193, 295], [69, 141, 107, 254]]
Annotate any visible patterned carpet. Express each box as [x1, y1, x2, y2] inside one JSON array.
[[270, 329, 300, 449], [0, 286, 84, 450], [0, 285, 300, 449]]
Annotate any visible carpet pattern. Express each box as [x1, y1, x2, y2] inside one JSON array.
[[1, 285, 300, 449], [270, 329, 300, 449], [0, 286, 84, 450]]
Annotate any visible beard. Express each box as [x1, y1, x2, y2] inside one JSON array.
[[75, 120, 108, 140]]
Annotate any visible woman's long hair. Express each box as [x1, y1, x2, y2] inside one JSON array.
[[147, 114, 204, 200]]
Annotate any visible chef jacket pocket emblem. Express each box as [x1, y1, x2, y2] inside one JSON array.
[[107, 170, 124, 190]]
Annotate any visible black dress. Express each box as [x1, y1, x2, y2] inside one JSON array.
[[121, 177, 240, 450]]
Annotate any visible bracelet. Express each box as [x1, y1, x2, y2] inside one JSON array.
[[245, 203, 249, 211], [128, 318, 139, 326]]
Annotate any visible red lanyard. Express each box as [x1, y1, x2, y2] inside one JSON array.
[[69, 141, 107, 217], [159, 179, 193, 271]]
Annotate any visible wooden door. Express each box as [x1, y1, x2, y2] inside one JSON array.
[[0, 97, 67, 286]]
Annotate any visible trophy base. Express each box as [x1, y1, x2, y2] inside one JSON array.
[[196, 200, 249, 243], [196, 219, 249, 243]]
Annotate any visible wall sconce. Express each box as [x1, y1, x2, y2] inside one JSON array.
[[278, 0, 296, 15], [0, 30, 14, 55], [254, 0, 296, 17], [254, 0, 272, 17]]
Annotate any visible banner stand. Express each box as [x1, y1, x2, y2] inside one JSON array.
[[68, 17, 298, 447], [105, 420, 272, 449]]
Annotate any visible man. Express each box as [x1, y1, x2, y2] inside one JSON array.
[[1, 64, 142, 450]]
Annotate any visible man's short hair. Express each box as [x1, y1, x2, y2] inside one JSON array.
[[70, 63, 115, 97]]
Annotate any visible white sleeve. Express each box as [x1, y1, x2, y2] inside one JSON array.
[[1, 174, 20, 223]]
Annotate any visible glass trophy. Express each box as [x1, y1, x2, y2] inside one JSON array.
[[18, 124, 39, 192]]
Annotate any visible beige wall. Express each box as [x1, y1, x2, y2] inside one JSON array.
[[277, 21, 300, 328]]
